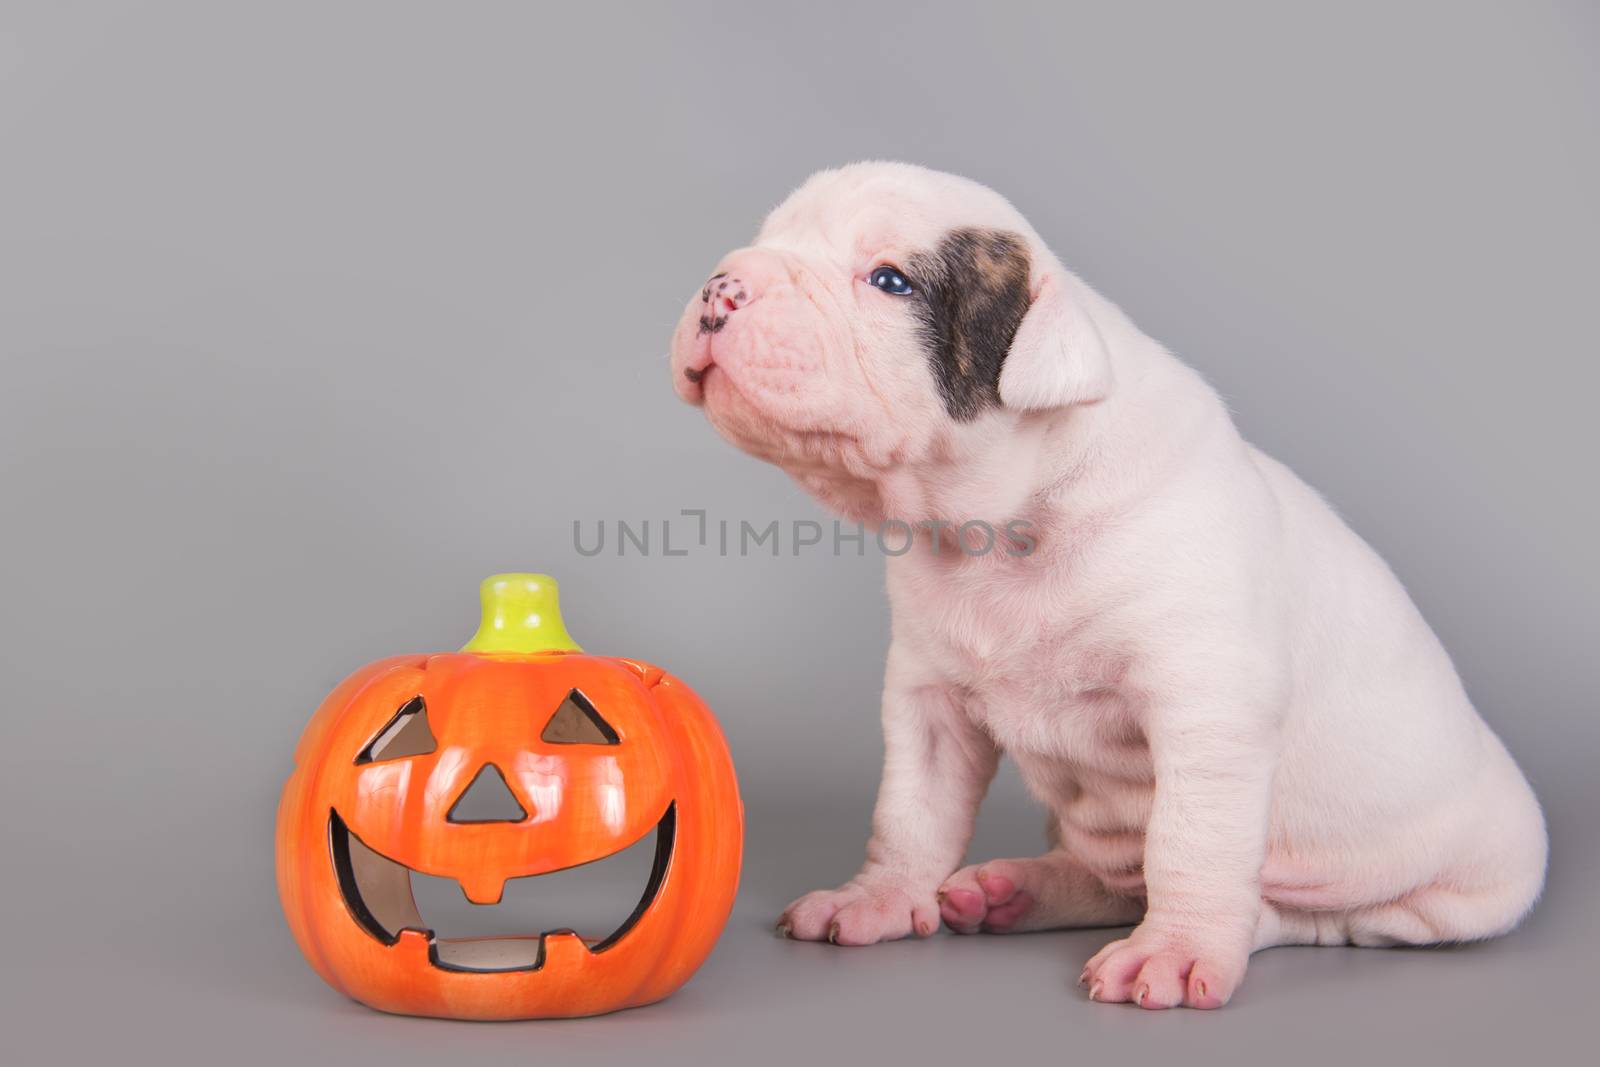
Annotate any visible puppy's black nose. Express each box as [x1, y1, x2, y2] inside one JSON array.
[[700, 272, 751, 313]]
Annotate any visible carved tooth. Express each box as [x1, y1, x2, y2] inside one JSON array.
[[458, 873, 507, 906], [540, 929, 593, 969]]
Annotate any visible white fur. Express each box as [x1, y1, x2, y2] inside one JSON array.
[[670, 163, 1546, 1009]]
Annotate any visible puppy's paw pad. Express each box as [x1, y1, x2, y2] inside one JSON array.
[[938, 887, 986, 929], [1131, 954, 1190, 1010], [938, 859, 1038, 934], [1186, 962, 1230, 1010]]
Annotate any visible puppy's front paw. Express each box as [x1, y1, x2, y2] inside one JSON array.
[[777, 882, 940, 946], [1082, 923, 1250, 1010]]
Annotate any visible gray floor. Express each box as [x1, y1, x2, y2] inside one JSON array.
[[8, 767, 1594, 1066]]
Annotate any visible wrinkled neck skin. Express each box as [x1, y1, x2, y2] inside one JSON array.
[[783, 292, 1229, 569]]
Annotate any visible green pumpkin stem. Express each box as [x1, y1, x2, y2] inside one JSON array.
[[461, 574, 582, 654]]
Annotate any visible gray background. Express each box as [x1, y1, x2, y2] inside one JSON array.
[[2, 1, 1596, 1063]]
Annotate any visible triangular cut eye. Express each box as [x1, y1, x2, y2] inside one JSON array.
[[447, 763, 528, 823], [356, 696, 437, 764], [541, 688, 619, 745]]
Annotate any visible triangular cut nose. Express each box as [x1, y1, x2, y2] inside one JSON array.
[[446, 763, 528, 824]]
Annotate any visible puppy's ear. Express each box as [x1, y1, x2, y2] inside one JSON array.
[[997, 272, 1113, 411]]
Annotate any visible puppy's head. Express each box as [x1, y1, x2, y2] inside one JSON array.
[[669, 163, 1112, 505]]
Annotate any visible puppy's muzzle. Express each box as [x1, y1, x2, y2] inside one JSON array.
[[673, 248, 789, 399], [686, 272, 754, 381]]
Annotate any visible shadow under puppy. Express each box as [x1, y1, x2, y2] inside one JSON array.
[[668, 162, 1546, 1010]]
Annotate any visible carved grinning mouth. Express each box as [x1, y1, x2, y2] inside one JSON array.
[[328, 804, 675, 973]]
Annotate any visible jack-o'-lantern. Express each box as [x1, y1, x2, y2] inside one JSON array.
[[276, 574, 742, 1019]]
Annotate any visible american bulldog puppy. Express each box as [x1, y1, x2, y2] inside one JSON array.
[[668, 162, 1546, 1009]]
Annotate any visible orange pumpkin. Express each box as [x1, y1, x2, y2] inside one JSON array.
[[276, 574, 742, 1019]]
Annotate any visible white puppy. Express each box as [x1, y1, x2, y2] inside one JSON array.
[[668, 163, 1546, 1009]]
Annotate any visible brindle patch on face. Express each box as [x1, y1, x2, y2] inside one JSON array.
[[906, 228, 1032, 421]]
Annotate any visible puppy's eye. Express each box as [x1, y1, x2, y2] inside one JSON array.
[[868, 265, 914, 296]]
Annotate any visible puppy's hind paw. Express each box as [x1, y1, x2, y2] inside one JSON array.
[[938, 860, 1039, 934]]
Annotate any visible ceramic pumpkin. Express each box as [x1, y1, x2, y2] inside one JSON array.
[[276, 574, 743, 1020]]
